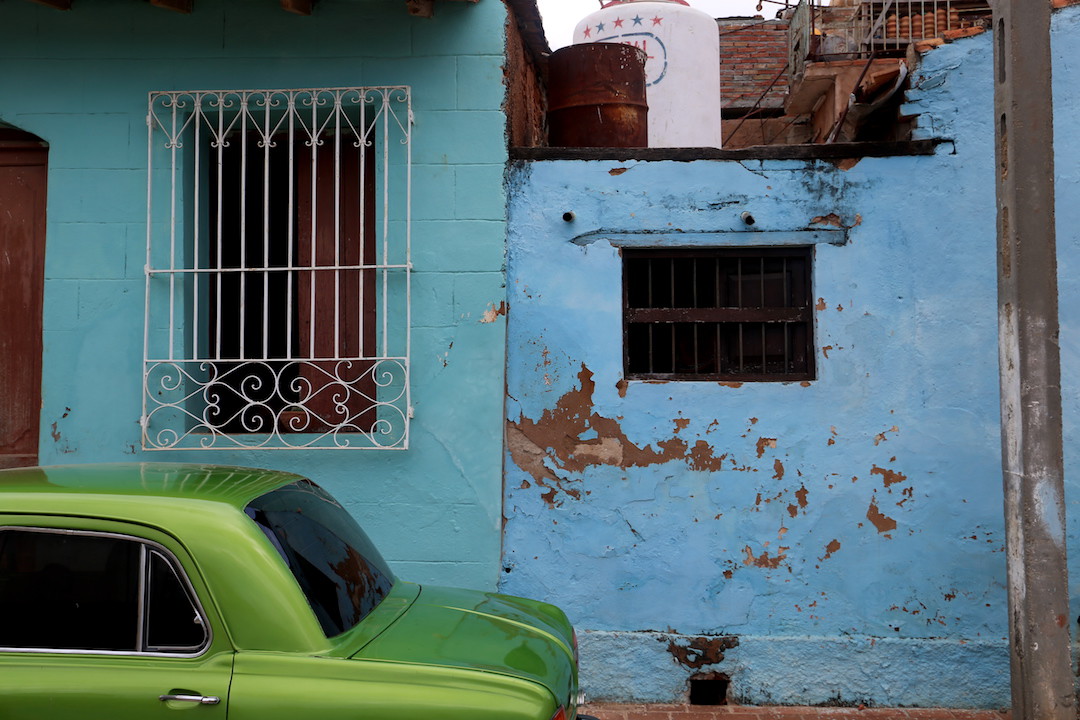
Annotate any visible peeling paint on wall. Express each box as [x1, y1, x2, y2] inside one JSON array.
[[666, 635, 739, 668], [506, 364, 736, 506], [867, 497, 898, 534], [498, 18, 1080, 702], [480, 301, 507, 323]]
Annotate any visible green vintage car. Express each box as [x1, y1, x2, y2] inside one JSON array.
[[0, 463, 585, 720]]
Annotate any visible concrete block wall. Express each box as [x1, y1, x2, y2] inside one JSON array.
[[0, 0, 511, 590]]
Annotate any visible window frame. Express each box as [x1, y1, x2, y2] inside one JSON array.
[[622, 246, 816, 382], [0, 526, 213, 657], [142, 86, 412, 451]]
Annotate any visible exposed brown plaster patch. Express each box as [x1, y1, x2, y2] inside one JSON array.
[[674, 418, 691, 433], [755, 437, 777, 458], [479, 301, 507, 323], [822, 538, 841, 559], [800, 381, 811, 387], [810, 212, 863, 228], [616, 378, 628, 398], [867, 497, 897, 533], [873, 426, 900, 445], [519, 479, 531, 489], [871, 464, 908, 487], [688, 441, 727, 471], [822, 345, 834, 358], [718, 381, 743, 388], [609, 167, 629, 176], [507, 364, 736, 505], [749, 417, 758, 425], [815, 297, 827, 311], [665, 635, 739, 668], [743, 545, 788, 569], [571, 437, 625, 466], [50, 422, 61, 443], [829, 157, 862, 171], [773, 459, 785, 480], [722, 569, 733, 579], [786, 504, 798, 518], [897, 486, 915, 507], [795, 485, 809, 508]]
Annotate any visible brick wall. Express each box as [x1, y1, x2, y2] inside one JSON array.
[[717, 18, 790, 113]]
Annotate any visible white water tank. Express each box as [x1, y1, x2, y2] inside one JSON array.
[[573, 0, 723, 148]]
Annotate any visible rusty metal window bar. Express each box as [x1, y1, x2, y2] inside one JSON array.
[[142, 87, 412, 450], [623, 248, 814, 382]]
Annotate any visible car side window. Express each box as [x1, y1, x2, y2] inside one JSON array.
[[0, 528, 208, 654]]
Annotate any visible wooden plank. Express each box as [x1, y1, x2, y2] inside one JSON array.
[[510, 139, 943, 162], [27, 0, 72, 9], [149, 0, 193, 13], [406, 0, 434, 17], [280, 0, 313, 15], [0, 145, 46, 468]]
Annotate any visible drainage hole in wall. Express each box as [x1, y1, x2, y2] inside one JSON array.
[[689, 674, 729, 705]]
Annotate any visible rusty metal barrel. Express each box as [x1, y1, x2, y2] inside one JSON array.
[[547, 43, 648, 148]]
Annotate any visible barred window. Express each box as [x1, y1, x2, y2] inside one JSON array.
[[143, 87, 411, 450], [623, 247, 814, 381]]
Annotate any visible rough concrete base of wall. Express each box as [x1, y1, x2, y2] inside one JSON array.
[[579, 704, 1011, 720], [578, 631, 1008, 708]]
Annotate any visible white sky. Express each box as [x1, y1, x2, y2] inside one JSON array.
[[535, 0, 784, 49]]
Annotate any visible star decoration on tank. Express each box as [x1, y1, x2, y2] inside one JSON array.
[[631, 15, 644, 25], [583, 25, 592, 37], [651, 15, 663, 26], [596, 21, 606, 32], [613, 17, 624, 28]]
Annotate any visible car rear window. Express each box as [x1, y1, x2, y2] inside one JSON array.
[[245, 479, 394, 637]]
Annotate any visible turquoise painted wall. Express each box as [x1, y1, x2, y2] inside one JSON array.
[[0, 0, 510, 589], [501, 7, 1080, 706]]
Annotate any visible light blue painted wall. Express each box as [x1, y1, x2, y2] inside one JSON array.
[[501, 7, 1080, 706], [0, 0, 510, 589]]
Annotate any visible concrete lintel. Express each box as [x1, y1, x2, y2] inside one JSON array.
[[570, 230, 847, 247]]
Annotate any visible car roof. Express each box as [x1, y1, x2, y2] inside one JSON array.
[[0, 462, 303, 511]]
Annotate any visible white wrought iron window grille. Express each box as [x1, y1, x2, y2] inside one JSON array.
[[142, 87, 412, 450]]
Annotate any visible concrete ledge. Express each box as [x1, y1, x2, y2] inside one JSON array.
[[579, 704, 1011, 720], [578, 631, 1010, 708]]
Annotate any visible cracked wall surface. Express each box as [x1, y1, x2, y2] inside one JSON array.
[[501, 6, 1080, 707]]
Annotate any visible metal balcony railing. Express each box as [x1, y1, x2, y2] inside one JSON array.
[[788, 0, 991, 76]]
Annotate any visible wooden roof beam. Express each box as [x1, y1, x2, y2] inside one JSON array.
[[150, 0, 193, 13], [27, 0, 73, 9], [407, 0, 478, 18], [281, 0, 315, 15]]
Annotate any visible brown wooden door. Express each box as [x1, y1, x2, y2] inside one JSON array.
[[0, 136, 47, 468]]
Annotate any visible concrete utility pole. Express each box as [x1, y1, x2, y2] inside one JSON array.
[[993, 1, 1074, 718]]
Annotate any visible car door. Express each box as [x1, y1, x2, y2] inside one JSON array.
[[0, 521, 233, 719]]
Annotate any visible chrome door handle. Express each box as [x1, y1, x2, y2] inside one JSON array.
[[159, 694, 221, 705]]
